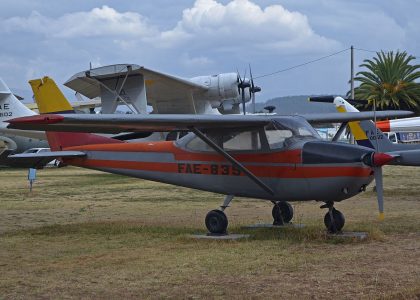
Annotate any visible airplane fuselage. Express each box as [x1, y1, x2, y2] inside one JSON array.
[[63, 140, 373, 203]]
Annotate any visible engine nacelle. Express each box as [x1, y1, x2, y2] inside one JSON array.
[[190, 73, 251, 110]]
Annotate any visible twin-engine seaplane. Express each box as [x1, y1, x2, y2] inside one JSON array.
[[6, 97, 414, 233]]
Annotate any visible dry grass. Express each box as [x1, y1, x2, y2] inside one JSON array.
[[0, 166, 419, 299]]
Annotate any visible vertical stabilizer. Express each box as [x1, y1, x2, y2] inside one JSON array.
[[334, 97, 395, 152], [0, 78, 36, 127], [29, 77, 74, 114]]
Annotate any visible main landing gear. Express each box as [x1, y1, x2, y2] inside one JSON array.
[[272, 201, 294, 225], [321, 202, 345, 233], [205, 195, 233, 234]]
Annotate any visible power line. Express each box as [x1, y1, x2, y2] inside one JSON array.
[[254, 47, 419, 80], [354, 47, 419, 58], [254, 47, 350, 79]]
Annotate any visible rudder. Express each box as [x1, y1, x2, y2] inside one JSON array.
[[29, 77, 74, 114]]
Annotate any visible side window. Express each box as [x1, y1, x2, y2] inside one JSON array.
[[265, 125, 292, 149], [186, 136, 215, 152], [185, 130, 261, 152], [223, 131, 261, 151]]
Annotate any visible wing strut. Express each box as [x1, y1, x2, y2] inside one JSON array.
[[191, 127, 275, 196], [332, 122, 348, 141], [85, 67, 138, 114]]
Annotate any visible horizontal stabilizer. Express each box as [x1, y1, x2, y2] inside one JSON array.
[[6, 151, 86, 168]]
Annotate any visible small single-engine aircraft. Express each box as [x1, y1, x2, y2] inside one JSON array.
[[7, 95, 415, 233]]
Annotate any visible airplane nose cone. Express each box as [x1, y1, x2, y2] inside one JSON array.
[[302, 141, 373, 164], [362, 152, 395, 167]]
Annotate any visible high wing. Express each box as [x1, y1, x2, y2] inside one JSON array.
[[64, 64, 209, 114], [7, 111, 413, 134], [5, 150, 86, 168]]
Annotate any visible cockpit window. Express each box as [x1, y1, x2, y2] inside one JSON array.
[[181, 117, 320, 152], [223, 131, 261, 151], [185, 130, 261, 152]]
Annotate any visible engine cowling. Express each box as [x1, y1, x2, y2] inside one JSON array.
[[190, 72, 252, 113]]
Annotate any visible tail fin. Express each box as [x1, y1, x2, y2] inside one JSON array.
[[29, 76, 123, 150], [0, 78, 36, 126], [333, 97, 395, 152], [29, 77, 74, 114]]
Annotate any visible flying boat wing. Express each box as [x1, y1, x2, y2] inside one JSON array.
[[64, 64, 209, 114], [6, 111, 413, 134]]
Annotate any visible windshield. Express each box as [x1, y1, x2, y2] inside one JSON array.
[[267, 117, 320, 149]]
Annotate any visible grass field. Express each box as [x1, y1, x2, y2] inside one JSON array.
[[0, 166, 419, 299]]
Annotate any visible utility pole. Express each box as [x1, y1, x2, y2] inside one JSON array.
[[350, 45, 354, 99], [350, 45, 355, 144]]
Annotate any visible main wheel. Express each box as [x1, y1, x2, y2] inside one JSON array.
[[205, 210, 228, 234], [324, 208, 345, 233], [272, 201, 294, 225]]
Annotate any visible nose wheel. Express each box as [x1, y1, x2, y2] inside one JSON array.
[[272, 201, 294, 225], [205, 195, 233, 234], [322, 203, 345, 233]]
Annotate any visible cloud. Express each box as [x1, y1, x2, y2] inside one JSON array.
[[155, 0, 340, 53], [1, 5, 157, 38], [1, 1, 340, 55]]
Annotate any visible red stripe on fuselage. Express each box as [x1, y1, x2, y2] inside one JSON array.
[[65, 141, 302, 164]]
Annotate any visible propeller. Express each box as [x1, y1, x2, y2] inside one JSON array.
[[362, 151, 395, 220], [236, 70, 250, 115], [249, 65, 261, 114], [236, 65, 261, 115]]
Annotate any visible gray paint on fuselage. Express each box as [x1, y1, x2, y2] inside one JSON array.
[[81, 165, 372, 202], [84, 151, 176, 162]]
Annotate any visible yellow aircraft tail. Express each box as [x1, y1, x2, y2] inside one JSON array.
[[29, 77, 74, 114]]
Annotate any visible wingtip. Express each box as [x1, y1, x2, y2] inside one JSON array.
[[7, 114, 64, 125]]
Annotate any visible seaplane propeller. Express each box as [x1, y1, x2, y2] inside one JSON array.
[[237, 66, 261, 115]]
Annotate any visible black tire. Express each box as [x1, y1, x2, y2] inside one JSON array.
[[205, 210, 228, 234], [324, 208, 345, 233], [272, 201, 294, 224]]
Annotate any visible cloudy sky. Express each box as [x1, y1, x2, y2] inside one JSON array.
[[1, 0, 419, 102]]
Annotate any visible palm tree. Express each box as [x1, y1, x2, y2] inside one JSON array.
[[352, 51, 420, 112]]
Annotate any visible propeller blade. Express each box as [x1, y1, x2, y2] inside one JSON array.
[[374, 167, 385, 220], [236, 69, 242, 94], [249, 64, 254, 98], [242, 89, 246, 115]]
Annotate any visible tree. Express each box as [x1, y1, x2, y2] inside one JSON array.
[[352, 51, 420, 112]]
